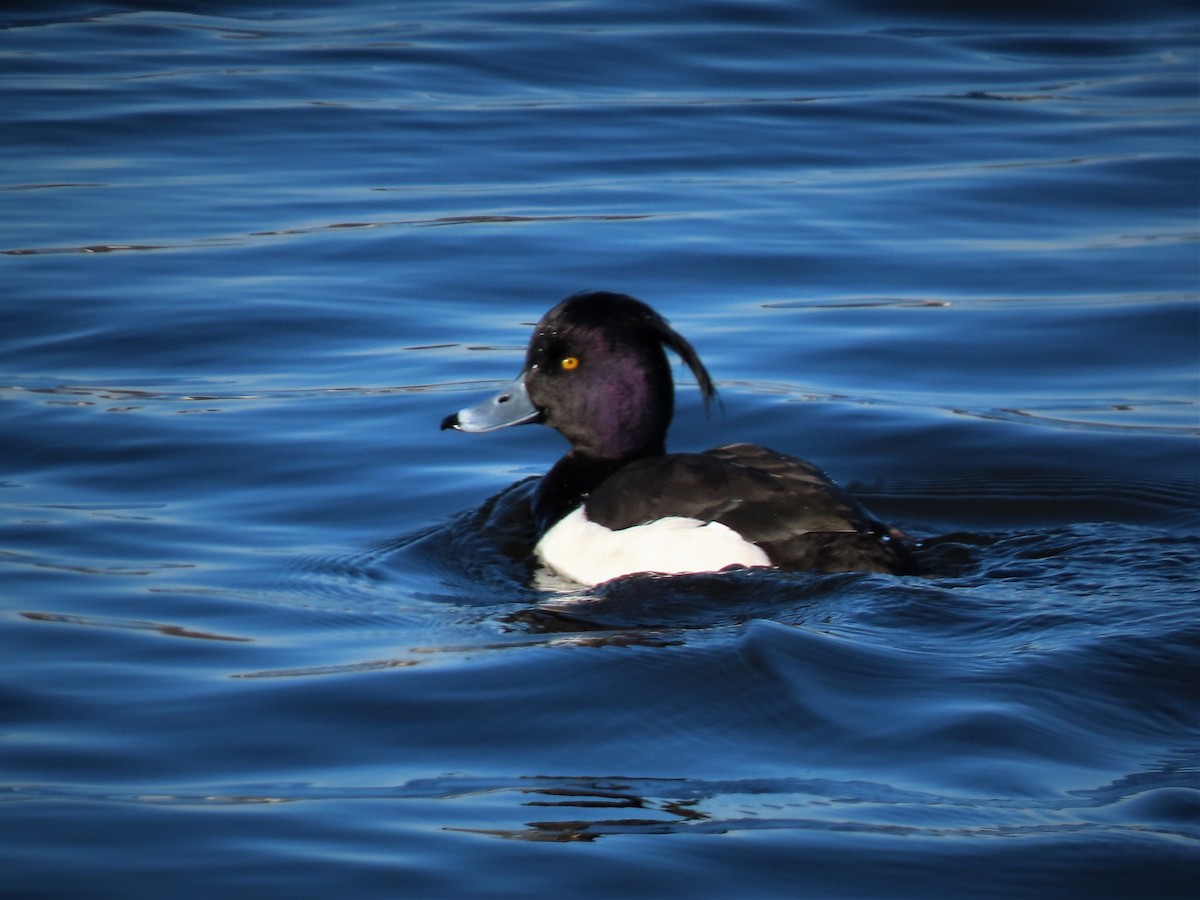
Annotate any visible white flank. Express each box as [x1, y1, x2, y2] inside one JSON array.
[[535, 507, 772, 587]]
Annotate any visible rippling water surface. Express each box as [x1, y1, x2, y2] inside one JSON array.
[[2, 1, 1198, 897]]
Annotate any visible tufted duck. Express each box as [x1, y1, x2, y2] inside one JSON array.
[[441, 291, 915, 586]]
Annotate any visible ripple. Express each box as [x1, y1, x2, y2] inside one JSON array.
[[19, 610, 253, 642], [0, 212, 654, 256], [5, 768, 1196, 845]]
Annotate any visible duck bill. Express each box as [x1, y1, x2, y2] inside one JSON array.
[[441, 373, 541, 433]]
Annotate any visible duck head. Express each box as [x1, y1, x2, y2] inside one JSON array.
[[441, 291, 715, 460]]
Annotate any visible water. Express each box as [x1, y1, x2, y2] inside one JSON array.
[[2, 1, 1198, 896]]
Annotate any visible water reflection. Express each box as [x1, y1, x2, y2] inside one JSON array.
[[20, 610, 252, 642]]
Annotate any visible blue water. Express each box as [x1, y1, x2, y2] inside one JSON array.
[[2, 1, 1198, 896]]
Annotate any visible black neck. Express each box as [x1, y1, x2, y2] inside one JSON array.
[[531, 450, 655, 533]]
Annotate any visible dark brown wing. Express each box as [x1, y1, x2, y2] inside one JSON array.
[[583, 442, 914, 574]]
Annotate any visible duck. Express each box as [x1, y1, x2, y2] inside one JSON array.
[[441, 290, 915, 587]]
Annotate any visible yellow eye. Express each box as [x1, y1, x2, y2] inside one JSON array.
[[561, 356, 580, 371]]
